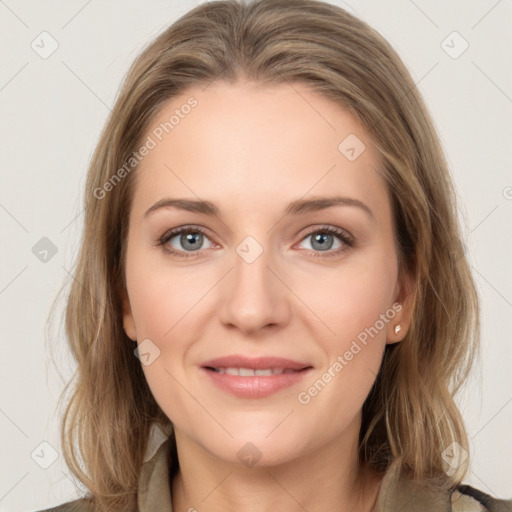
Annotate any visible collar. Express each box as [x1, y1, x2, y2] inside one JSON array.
[[371, 460, 452, 511], [138, 435, 174, 512], [138, 435, 455, 512]]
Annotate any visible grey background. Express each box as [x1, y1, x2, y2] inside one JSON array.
[[0, 0, 511, 510]]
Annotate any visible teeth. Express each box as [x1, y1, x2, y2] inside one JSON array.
[[213, 367, 295, 376], [255, 369, 273, 376]]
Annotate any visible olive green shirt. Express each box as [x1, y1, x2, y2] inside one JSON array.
[[38, 437, 512, 512]]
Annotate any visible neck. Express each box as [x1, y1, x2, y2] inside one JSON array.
[[170, 418, 382, 512]]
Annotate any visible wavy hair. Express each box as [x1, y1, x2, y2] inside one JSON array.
[[49, 0, 480, 510]]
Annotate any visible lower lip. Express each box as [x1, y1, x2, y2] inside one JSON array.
[[202, 367, 312, 398]]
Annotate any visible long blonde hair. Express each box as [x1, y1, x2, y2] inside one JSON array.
[[50, 0, 479, 509]]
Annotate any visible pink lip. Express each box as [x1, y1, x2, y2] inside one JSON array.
[[202, 355, 311, 371], [201, 355, 313, 399]]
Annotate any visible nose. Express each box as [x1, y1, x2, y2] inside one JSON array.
[[217, 240, 291, 336]]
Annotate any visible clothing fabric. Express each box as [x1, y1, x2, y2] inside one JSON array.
[[37, 436, 512, 512]]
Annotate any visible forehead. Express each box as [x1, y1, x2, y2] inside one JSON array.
[[131, 80, 389, 218]]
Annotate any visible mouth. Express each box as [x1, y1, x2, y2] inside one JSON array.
[[205, 367, 304, 376], [201, 355, 313, 398]]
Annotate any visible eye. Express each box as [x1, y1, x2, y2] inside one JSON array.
[[296, 226, 354, 258], [157, 225, 214, 258], [157, 225, 354, 259]]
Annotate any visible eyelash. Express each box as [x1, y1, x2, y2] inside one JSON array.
[[156, 225, 354, 260]]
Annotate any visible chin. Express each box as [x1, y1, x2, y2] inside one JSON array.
[[217, 437, 307, 469], [191, 421, 311, 469]]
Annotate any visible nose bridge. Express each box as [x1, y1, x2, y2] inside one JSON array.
[[218, 234, 290, 333]]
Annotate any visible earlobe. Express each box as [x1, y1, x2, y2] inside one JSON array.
[[386, 271, 416, 344], [121, 288, 137, 341], [387, 317, 404, 345]]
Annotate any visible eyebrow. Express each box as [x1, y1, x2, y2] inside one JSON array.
[[144, 196, 374, 220]]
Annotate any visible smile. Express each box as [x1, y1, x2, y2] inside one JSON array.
[[200, 355, 313, 398], [208, 367, 301, 376]]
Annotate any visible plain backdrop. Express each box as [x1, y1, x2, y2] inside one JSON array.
[[0, 0, 511, 510]]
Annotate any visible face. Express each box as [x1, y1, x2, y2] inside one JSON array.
[[122, 80, 411, 468]]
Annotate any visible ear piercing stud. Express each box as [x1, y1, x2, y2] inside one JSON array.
[[394, 324, 402, 334]]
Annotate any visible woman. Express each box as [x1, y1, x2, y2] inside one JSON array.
[[41, 0, 511, 510]]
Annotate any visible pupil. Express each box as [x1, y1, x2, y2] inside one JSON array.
[[312, 233, 333, 251], [183, 232, 202, 251]]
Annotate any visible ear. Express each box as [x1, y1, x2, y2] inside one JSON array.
[[121, 287, 137, 341], [386, 270, 416, 345]]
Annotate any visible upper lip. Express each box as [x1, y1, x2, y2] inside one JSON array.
[[201, 355, 312, 371]]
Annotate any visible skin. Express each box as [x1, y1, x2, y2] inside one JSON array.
[[122, 79, 414, 512]]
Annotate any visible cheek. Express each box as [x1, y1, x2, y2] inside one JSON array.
[[126, 256, 214, 405], [127, 263, 204, 425], [127, 251, 211, 340], [291, 252, 397, 412], [293, 262, 395, 427], [300, 257, 397, 343]]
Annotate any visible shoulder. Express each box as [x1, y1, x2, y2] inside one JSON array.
[[34, 497, 95, 512], [452, 484, 512, 512], [373, 461, 512, 512]]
